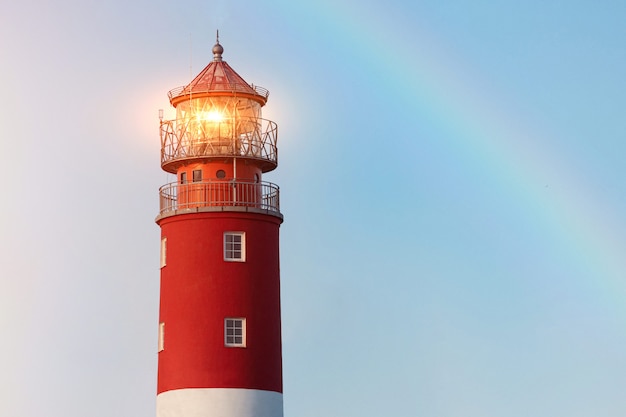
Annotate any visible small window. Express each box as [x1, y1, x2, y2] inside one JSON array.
[[160, 237, 167, 268], [225, 318, 246, 347], [158, 322, 165, 352], [193, 169, 202, 182], [216, 169, 226, 179], [254, 173, 260, 183], [224, 232, 245, 262], [180, 172, 187, 184]]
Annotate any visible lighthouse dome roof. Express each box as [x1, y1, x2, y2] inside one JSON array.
[[167, 40, 269, 106]]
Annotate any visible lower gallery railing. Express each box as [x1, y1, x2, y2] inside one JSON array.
[[159, 180, 280, 215]]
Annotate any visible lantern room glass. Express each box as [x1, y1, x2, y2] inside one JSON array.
[[177, 96, 260, 141]]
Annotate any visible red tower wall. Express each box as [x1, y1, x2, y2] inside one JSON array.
[[177, 161, 262, 183], [157, 212, 283, 394]]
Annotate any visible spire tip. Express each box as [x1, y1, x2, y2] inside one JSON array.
[[212, 29, 223, 62]]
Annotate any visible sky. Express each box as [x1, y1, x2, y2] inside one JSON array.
[[1, 0, 626, 416]]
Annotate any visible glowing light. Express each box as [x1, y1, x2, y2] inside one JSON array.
[[198, 110, 225, 123]]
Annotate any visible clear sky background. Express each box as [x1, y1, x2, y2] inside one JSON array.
[[1, 0, 626, 416]]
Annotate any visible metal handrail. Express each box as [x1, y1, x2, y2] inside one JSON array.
[[160, 116, 278, 171], [158, 179, 280, 215], [167, 84, 269, 101]]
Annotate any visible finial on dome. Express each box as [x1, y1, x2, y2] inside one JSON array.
[[212, 29, 223, 62]]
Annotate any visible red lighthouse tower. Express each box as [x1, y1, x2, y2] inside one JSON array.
[[155, 36, 283, 417]]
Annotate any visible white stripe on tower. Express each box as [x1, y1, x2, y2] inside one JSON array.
[[156, 389, 283, 417]]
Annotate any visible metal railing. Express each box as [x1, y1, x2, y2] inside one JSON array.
[[158, 179, 280, 216], [160, 116, 278, 172], [167, 84, 269, 101]]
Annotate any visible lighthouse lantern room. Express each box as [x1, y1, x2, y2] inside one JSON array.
[[155, 35, 284, 417]]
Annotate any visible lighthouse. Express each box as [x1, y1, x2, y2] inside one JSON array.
[[155, 36, 283, 417]]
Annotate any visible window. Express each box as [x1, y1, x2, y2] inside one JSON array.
[[224, 232, 245, 262], [180, 172, 187, 184], [193, 169, 202, 182], [160, 237, 167, 268], [158, 322, 165, 352], [216, 169, 226, 179], [224, 318, 246, 347]]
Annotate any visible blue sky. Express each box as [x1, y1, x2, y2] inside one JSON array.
[[1, 0, 626, 416]]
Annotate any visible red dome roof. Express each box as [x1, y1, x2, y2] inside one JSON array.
[[168, 41, 269, 106]]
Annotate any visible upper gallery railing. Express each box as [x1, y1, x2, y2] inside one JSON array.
[[160, 116, 278, 172]]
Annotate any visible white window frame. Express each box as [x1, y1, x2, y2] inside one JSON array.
[[224, 318, 246, 347], [160, 237, 167, 268], [224, 232, 245, 262], [158, 322, 165, 352]]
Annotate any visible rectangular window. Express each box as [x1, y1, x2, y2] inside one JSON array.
[[224, 318, 246, 347], [158, 322, 165, 352], [160, 237, 167, 268], [180, 172, 187, 184], [224, 232, 245, 262], [193, 169, 202, 182]]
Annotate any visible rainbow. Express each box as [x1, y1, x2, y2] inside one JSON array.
[[278, 1, 626, 299]]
